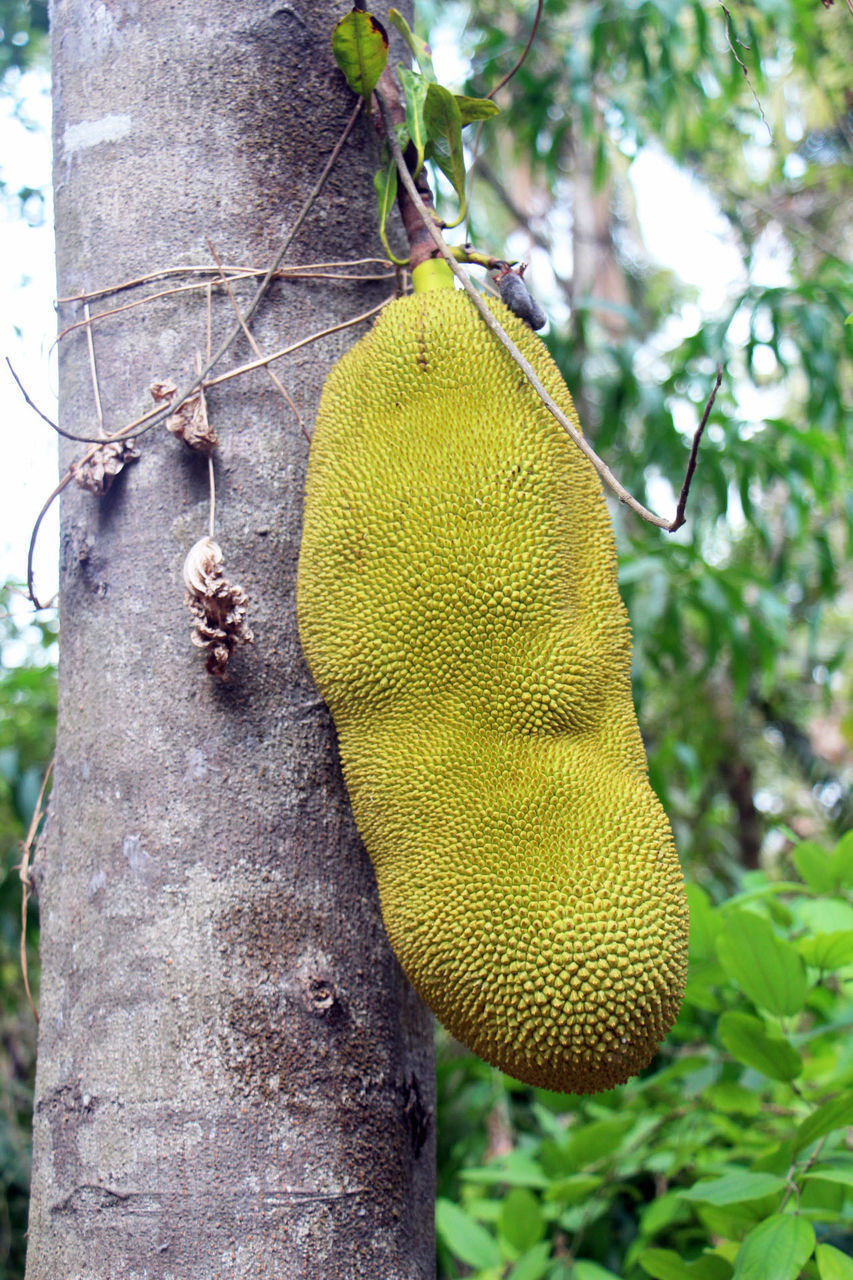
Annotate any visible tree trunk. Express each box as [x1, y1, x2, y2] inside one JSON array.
[[27, 3, 435, 1277]]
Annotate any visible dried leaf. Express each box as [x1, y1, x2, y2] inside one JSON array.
[[182, 536, 253, 680], [149, 379, 177, 403], [494, 264, 547, 330], [151, 379, 217, 452], [70, 438, 140, 495]]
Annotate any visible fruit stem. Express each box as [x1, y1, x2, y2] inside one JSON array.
[[411, 260, 455, 292]]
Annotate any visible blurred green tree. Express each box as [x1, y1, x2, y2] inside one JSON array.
[[418, 0, 852, 878], [412, 4, 853, 1275], [0, 585, 54, 1278], [0, 1, 47, 80]]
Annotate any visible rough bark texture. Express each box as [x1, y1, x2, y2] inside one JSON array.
[[27, 2, 435, 1277]]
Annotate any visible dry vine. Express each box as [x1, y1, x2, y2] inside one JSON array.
[[10, 95, 403, 616], [22, 286, 395, 607], [18, 756, 53, 1021]]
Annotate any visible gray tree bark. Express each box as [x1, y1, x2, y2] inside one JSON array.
[[27, 2, 435, 1277]]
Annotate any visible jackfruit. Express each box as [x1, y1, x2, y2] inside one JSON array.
[[296, 281, 688, 1094]]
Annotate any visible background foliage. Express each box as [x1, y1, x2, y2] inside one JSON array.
[[0, 584, 54, 1278], [0, 1, 54, 1268], [415, 0, 853, 1276], [426, 0, 853, 877], [2, 0, 852, 1276]]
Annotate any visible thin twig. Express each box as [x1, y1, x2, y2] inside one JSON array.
[[5, 358, 59, 432], [55, 259, 393, 305], [203, 299, 393, 390], [205, 283, 213, 366], [27, 473, 73, 609], [78, 402, 162, 443], [208, 454, 216, 540], [26, 159, 387, 604], [0, 595, 57, 623], [26, 291, 385, 579], [207, 239, 310, 443], [198, 311, 217, 540], [6, 357, 113, 442], [55, 271, 394, 344], [84, 301, 105, 436], [29, 293, 389, 615], [487, 0, 544, 99], [376, 87, 711, 533], [52, 97, 365, 445], [271, 269, 393, 280], [670, 367, 723, 532], [719, 4, 772, 142], [18, 756, 53, 1023]]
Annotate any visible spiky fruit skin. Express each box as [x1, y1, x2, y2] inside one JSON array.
[[297, 289, 688, 1094]]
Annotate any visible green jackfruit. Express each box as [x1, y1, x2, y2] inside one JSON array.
[[297, 286, 688, 1094]]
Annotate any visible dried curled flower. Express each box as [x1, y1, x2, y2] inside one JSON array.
[[493, 263, 547, 331], [70, 438, 140, 495], [182, 537, 253, 679], [151, 379, 218, 452]]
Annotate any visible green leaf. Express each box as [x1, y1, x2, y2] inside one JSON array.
[[697, 1203, 766, 1246], [460, 1152, 549, 1189], [680, 1172, 788, 1206], [792, 1093, 853, 1155], [803, 1163, 853, 1190], [436, 1198, 502, 1270], [640, 1251, 732, 1280], [498, 1187, 545, 1253], [397, 65, 429, 176], [507, 1241, 552, 1280], [817, 1243, 853, 1279], [829, 831, 853, 890], [798, 898, 853, 935], [800, 1175, 845, 1220], [373, 159, 406, 265], [331, 8, 389, 99], [717, 1011, 803, 1082], [387, 7, 435, 80], [793, 840, 835, 894], [689, 1259, 733, 1280], [732, 1215, 815, 1279], [543, 1173, 603, 1204], [705, 1082, 761, 1116], [573, 1262, 625, 1280], [454, 93, 500, 124], [552, 1115, 637, 1172], [687, 884, 721, 961], [641, 1192, 692, 1237], [423, 82, 466, 225], [716, 912, 807, 1015], [798, 930, 853, 970], [638, 1249, 698, 1280]]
